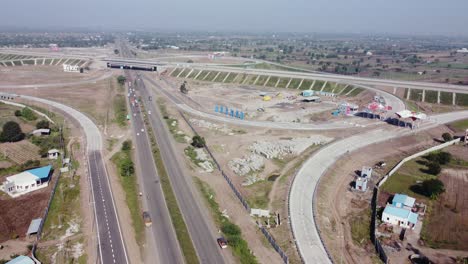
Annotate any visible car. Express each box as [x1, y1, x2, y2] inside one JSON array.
[[148, 111, 151, 115], [141, 128, 145, 132], [217, 237, 227, 249], [143, 211, 152, 227]]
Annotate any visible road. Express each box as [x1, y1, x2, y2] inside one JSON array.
[[289, 110, 468, 263], [18, 95, 129, 264], [125, 72, 185, 264], [136, 76, 227, 263]]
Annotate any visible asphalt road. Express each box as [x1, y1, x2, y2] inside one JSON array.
[[18, 95, 129, 264], [289, 110, 468, 263], [125, 72, 185, 264], [136, 76, 227, 264]]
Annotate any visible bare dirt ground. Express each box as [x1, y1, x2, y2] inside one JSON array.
[[0, 65, 107, 85], [0, 238, 33, 260], [0, 170, 58, 243], [163, 77, 375, 124], [422, 145, 468, 251], [315, 125, 453, 264], [0, 141, 40, 165]]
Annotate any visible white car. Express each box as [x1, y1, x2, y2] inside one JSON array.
[[141, 128, 145, 132], [148, 111, 151, 115]]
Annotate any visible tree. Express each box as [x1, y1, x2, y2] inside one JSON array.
[[14, 110, 22, 117], [441, 132, 453, 142], [421, 179, 445, 199], [0, 121, 25, 142], [426, 162, 441, 175], [117, 75, 126, 85], [114, 49, 119, 55], [437, 152, 452, 165], [36, 120, 50, 129], [180, 81, 188, 94], [191, 135, 206, 148]]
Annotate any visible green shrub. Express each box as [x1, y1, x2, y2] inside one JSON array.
[[422, 179, 445, 199], [36, 120, 50, 129], [14, 110, 21, 117], [21, 107, 37, 121], [191, 135, 206, 148], [427, 162, 441, 175], [442, 132, 453, 142], [121, 140, 132, 152], [117, 75, 126, 85]]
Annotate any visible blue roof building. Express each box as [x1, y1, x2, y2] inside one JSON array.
[[26, 165, 52, 180], [382, 193, 418, 229], [6, 255, 35, 264], [392, 193, 415, 209]]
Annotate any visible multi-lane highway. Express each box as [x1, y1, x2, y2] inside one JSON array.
[[19, 95, 129, 264], [125, 72, 185, 264], [136, 75, 227, 264]]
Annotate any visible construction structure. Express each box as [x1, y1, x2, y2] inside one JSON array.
[[355, 166, 372, 191]]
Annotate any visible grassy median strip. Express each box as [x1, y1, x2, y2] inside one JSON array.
[[111, 140, 144, 246], [195, 177, 258, 264], [140, 103, 199, 264]]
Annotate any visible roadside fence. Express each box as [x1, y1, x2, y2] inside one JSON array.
[[179, 111, 289, 263]]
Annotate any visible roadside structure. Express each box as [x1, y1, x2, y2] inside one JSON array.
[[6, 255, 35, 264], [355, 166, 372, 191], [2, 165, 52, 197]]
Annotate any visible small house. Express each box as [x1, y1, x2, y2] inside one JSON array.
[[382, 193, 418, 229], [382, 205, 418, 229], [2, 165, 52, 197], [48, 149, 60, 160], [302, 90, 315, 97]]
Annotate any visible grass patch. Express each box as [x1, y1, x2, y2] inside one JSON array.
[[245, 180, 273, 209], [425, 90, 438, 104], [455, 93, 468, 106], [321, 82, 334, 92], [348, 87, 364, 96], [187, 69, 200, 79], [42, 175, 81, 240], [440, 91, 453, 105], [350, 208, 371, 246], [113, 94, 128, 127], [266, 76, 279, 87], [111, 141, 144, 246], [288, 78, 302, 89], [140, 103, 199, 264], [205, 71, 219, 81], [194, 177, 258, 264], [409, 89, 423, 101], [158, 102, 187, 143], [224, 73, 238, 83], [170, 68, 182, 77], [276, 78, 289, 88], [214, 72, 228, 82], [448, 119, 468, 132]]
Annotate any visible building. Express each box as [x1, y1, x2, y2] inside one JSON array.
[[382, 193, 418, 229], [48, 149, 60, 160], [391, 193, 415, 210], [6, 255, 35, 264], [2, 165, 52, 198], [355, 166, 372, 191], [31, 128, 50, 136], [457, 48, 468, 53], [302, 90, 315, 97]]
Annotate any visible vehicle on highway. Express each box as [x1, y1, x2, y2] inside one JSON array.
[[217, 237, 228, 249], [143, 211, 152, 227]]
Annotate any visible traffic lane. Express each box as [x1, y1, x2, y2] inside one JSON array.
[[128, 79, 185, 263], [138, 80, 226, 264], [89, 151, 128, 264]]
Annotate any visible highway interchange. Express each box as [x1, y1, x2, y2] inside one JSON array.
[[1, 46, 467, 264]]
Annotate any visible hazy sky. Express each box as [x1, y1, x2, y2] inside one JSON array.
[[3, 0, 468, 35]]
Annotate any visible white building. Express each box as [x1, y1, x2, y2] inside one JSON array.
[[355, 166, 372, 191], [382, 193, 418, 229], [456, 48, 468, 53], [2, 165, 52, 198], [48, 149, 60, 160]]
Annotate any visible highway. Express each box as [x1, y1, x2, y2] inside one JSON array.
[[136, 76, 227, 263], [18, 95, 129, 264], [125, 73, 185, 264], [289, 110, 468, 263]]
